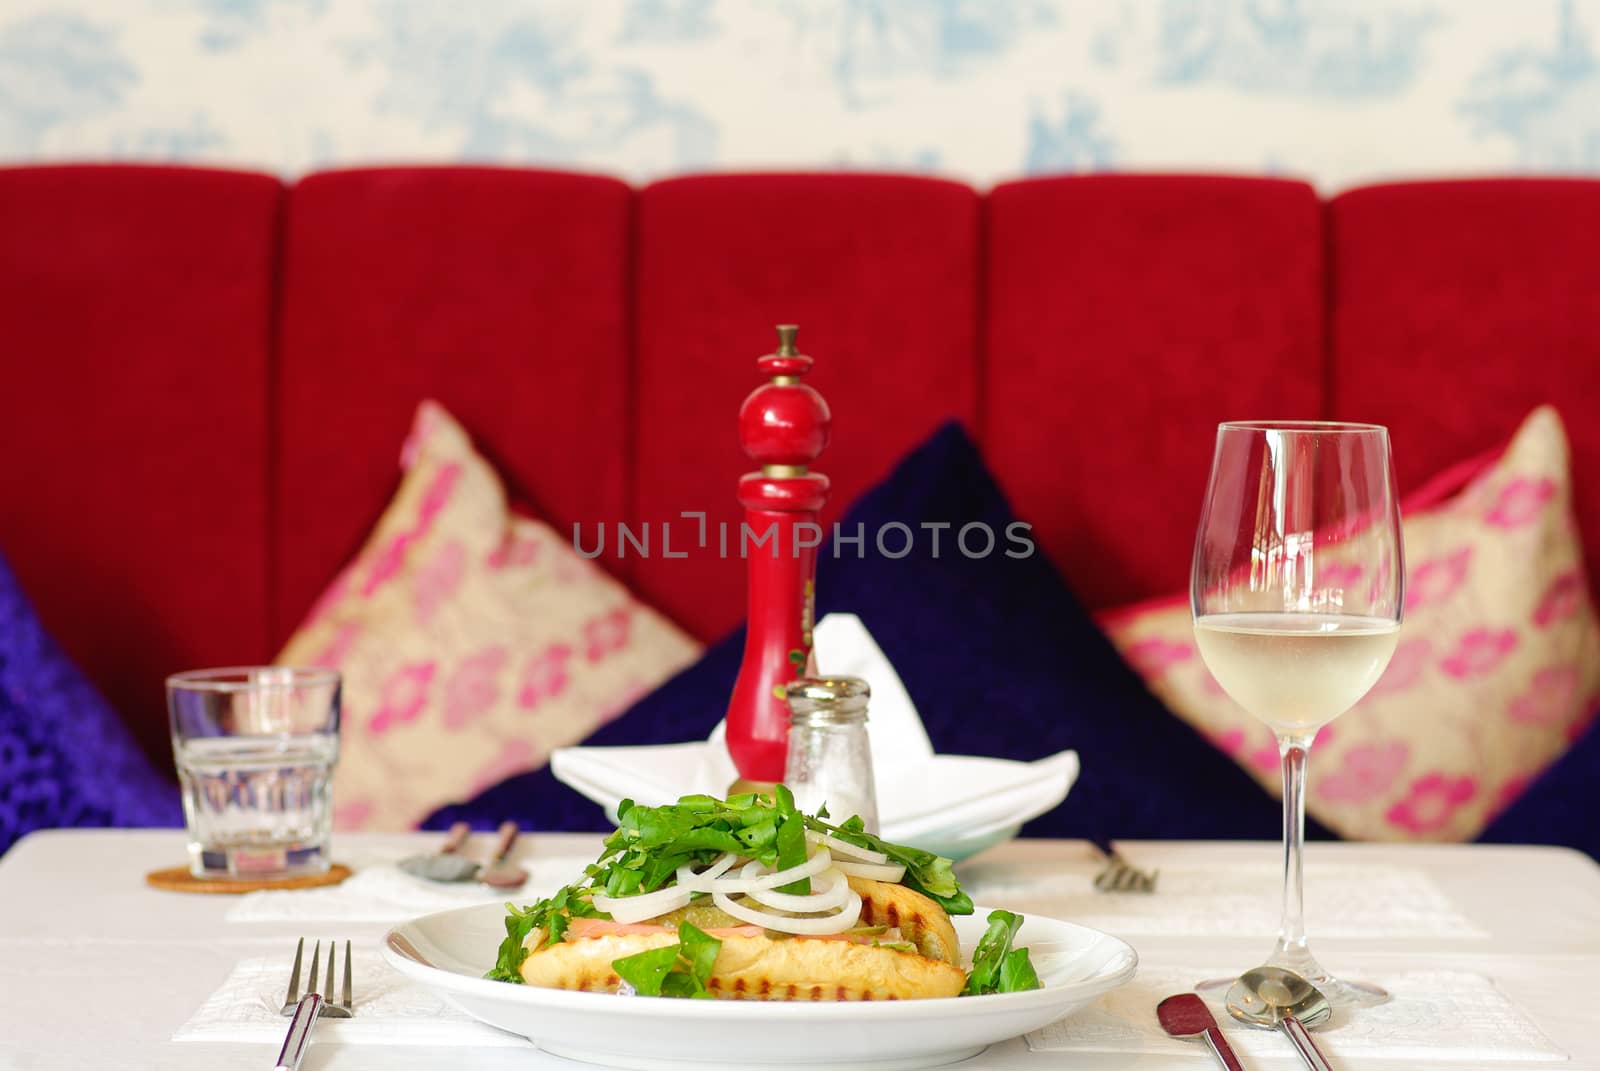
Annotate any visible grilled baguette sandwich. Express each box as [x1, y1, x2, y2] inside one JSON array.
[[518, 875, 965, 1000]]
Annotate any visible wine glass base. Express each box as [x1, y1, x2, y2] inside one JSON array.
[[1312, 975, 1389, 1009], [1195, 953, 1391, 1010]]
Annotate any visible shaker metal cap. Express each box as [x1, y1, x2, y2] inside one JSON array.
[[785, 676, 870, 724]]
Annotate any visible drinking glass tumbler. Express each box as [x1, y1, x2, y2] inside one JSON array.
[[167, 667, 341, 879]]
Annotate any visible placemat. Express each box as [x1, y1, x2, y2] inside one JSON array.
[[224, 855, 594, 923], [959, 859, 1486, 938], [146, 864, 352, 894], [175, 945, 523, 1047], [1028, 965, 1566, 1062]]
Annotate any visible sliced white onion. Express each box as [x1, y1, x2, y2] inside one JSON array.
[[592, 884, 693, 924], [675, 852, 741, 893], [736, 858, 772, 880], [712, 887, 863, 935], [701, 847, 833, 894], [743, 867, 852, 914], [832, 859, 907, 882], [805, 831, 888, 864]]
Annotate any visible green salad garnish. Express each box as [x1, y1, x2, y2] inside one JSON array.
[[485, 787, 1038, 998], [612, 922, 723, 998], [487, 884, 610, 983], [961, 909, 1042, 995]]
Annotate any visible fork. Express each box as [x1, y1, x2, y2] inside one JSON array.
[[1091, 840, 1159, 893], [275, 938, 353, 1070]]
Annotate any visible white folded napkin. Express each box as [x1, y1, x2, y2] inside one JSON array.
[[551, 613, 1078, 853]]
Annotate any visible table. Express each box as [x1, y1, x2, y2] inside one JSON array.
[[2, 831, 1598, 1069]]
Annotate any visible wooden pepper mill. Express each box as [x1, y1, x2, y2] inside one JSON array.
[[725, 325, 832, 787]]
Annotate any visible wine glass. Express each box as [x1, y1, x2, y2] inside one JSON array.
[[1191, 421, 1403, 1008]]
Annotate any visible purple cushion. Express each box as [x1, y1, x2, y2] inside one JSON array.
[[0, 550, 182, 853], [1478, 714, 1600, 859]]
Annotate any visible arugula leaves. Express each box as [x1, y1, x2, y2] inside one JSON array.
[[961, 910, 1041, 995], [772, 785, 811, 895], [612, 922, 723, 998], [486, 885, 610, 983], [803, 814, 974, 916], [596, 795, 786, 896], [998, 943, 1041, 992]]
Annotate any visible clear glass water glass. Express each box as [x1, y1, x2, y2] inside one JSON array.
[[167, 667, 341, 879], [1190, 421, 1403, 1008]]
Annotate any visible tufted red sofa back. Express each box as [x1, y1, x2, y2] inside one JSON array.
[[3, 165, 1598, 762]]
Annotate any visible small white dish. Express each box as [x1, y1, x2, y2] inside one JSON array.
[[559, 748, 1079, 863], [909, 813, 1027, 862], [877, 752, 1079, 839], [383, 901, 1136, 1071]]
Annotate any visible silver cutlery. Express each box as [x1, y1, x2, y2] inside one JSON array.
[[1092, 840, 1158, 893], [1158, 992, 1246, 1071], [397, 820, 479, 882], [275, 938, 353, 1071], [1227, 966, 1336, 1071], [477, 820, 529, 889]]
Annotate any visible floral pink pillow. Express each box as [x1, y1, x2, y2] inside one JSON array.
[[277, 402, 701, 830], [1102, 407, 1600, 842]]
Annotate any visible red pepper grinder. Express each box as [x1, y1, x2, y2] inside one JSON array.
[[725, 324, 832, 787]]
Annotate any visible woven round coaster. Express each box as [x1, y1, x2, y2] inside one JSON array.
[[145, 863, 353, 894]]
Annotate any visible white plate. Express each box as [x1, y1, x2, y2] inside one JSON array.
[[383, 902, 1137, 1071]]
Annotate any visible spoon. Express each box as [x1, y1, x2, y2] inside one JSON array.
[[476, 821, 528, 889], [1225, 966, 1336, 1071], [396, 821, 479, 882]]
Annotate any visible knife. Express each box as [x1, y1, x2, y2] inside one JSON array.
[[1159, 992, 1246, 1071]]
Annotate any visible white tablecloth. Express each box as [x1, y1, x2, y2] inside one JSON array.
[[2, 831, 1598, 1069]]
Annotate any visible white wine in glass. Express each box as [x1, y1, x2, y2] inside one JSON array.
[[1194, 613, 1398, 736], [1191, 421, 1403, 1008]]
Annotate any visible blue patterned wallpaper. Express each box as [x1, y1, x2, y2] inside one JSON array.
[[2, 0, 1597, 189]]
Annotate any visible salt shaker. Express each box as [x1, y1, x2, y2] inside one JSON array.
[[783, 677, 879, 832]]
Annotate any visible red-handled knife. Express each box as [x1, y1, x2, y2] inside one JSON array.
[[1159, 992, 1247, 1071]]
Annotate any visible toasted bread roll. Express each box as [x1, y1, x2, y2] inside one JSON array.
[[519, 928, 966, 1000], [847, 876, 961, 965], [519, 928, 678, 993]]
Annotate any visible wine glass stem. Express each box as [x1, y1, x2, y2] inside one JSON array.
[[1275, 734, 1313, 965]]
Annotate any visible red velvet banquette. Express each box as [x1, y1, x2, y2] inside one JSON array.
[[2, 165, 1598, 767]]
